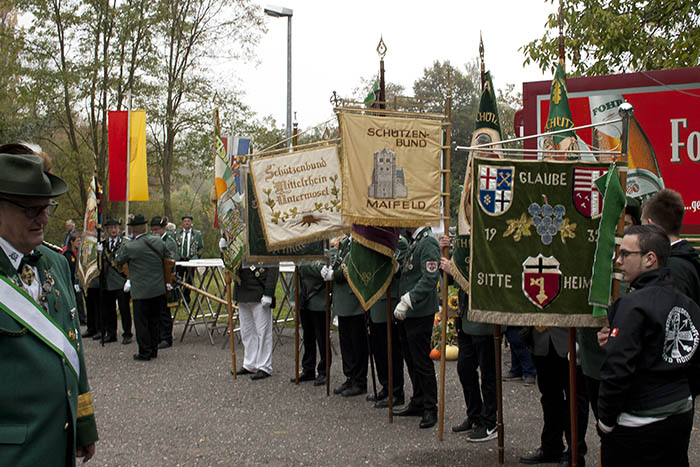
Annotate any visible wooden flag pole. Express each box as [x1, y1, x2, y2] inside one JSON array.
[[437, 71, 453, 442], [325, 253, 332, 396], [225, 270, 237, 378], [386, 288, 394, 423], [294, 266, 300, 384]]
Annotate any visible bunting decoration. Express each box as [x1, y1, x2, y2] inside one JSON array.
[[540, 63, 591, 159], [469, 157, 610, 327], [249, 144, 347, 250], [453, 70, 502, 290], [78, 175, 100, 289], [588, 166, 626, 316], [108, 110, 148, 201]]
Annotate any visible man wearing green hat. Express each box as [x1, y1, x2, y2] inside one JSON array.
[[0, 145, 98, 465], [96, 216, 132, 344], [176, 215, 203, 304], [115, 214, 171, 361], [150, 216, 177, 348]]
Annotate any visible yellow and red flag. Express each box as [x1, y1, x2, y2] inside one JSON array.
[[108, 110, 148, 201]]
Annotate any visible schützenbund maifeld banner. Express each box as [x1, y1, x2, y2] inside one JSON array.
[[469, 156, 611, 327], [249, 145, 347, 250], [339, 112, 443, 226]]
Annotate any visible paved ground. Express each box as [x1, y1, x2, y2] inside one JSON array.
[[83, 322, 700, 466]]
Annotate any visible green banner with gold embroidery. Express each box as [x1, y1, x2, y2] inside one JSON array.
[[469, 156, 611, 327]]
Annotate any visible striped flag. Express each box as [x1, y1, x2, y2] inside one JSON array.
[[108, 110, 148, 201]]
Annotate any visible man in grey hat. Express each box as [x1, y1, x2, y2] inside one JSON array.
[[0, 145, 98, 465]]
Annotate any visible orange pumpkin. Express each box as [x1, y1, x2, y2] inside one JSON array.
[[429, 348, 441, 359]]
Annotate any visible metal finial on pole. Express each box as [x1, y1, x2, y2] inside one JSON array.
[[377, 37, 387, 110], [479, 32, 485, 90], [558, 0, 565, 68]]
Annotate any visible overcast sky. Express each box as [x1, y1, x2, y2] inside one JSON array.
[[236, 0, 558, 132]]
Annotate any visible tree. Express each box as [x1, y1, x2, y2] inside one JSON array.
[[522, 0, 700, 76]]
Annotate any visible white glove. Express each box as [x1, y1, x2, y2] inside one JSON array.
[[218, 237, 227, 252], [74, 284, 80, 293], [261, 295, 273, 307], [123, 280, 131, 293], [96, 243, 103, 252], [166, 283, 173, 291], [320, 265, 334, 281], [393, 293, 413, 321]]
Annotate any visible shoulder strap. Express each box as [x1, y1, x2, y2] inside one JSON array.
[[140, 236, 164, 260]]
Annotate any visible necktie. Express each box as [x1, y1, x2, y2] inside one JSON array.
[[18, 252, 41, 286]]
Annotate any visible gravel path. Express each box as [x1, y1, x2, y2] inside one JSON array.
[[83, 323, 700, 466]]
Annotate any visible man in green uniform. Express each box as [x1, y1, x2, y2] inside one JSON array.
[[392, 226, 440, 429], [294, 260, 331, 386], [323, 235, 369, 397], [150, 216, 178, 349], [0, 148, 98, 465], [367, 235, 407, 408], [115, 214, 171, 361], [96, 217, 131, 344], [176, 215, 204, 304]]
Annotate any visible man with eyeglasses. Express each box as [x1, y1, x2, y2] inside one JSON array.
[[597, 224, 700, 467], [0, 147, 98, 465]]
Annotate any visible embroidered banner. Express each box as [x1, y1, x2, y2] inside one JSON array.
[[244, 173, 326, 264], [218, 155, 247, 273], [338, 112, 443, 227], [469, 156, 614, 327], [249, 145, 347, 250]]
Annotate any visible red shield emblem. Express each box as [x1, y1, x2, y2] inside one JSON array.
[[573, 167, 607, 218], [522, 254, 561, 309]]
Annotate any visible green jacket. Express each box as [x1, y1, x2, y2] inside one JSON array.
[[370, 235, 408, 323], [100, 234, 129, 291], [175, 228, 204, 261], [332, 237, 363, 317], [0, 244, 98, 466], [115, 233, 171, 300], [399, 228, 440, 318], [159, 232, 178, 258], [298, 261, 327, 312]]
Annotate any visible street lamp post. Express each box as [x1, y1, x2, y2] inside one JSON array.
[[264, 5, 293, 147]]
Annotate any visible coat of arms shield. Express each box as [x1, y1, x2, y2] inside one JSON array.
[[522, 254, 561, 309], [573, 167, 607, 218], [478, 165, 514, 216]]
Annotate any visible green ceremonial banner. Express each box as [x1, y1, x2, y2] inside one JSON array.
[[469, 156, 611, 327], [244, 174, 326, 263]]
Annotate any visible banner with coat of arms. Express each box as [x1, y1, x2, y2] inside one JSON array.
[[249, 145, 348, 250], [338, 111, 443, 227], [469, 156, 613, 327]]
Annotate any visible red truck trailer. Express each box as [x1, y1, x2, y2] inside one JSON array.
[[515, 66, 700, 234]]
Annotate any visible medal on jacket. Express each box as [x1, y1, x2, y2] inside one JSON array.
[[20, 264, 35, 286]]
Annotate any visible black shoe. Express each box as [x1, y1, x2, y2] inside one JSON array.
[[392, 404, 423, 417], [375, 394, 405, 408], [419, 409, 438, 429], [104, 335, 118, 343], [121, 336, 132, 345], [467, 424, 497, 442], [367, 388, 388, 402], [290, 372, 315, 383], [158, 341, 172, 349], [92, 334, 102, 340], [133, 354, 151, 361], [503, 373, 523, 382], [236, 367, 253, 375], [313, 375, 326, 386], [341, 385, 367, 397], [519, 448, 562, 465], [333, 380, 352, 395], [558, 453, 585, 467], [250, 370, 271, 380], [82, 330, 97, 338], [452, 418, 477, 433]]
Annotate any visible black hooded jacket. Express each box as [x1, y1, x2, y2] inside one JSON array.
[[599, 267, 700, 429], [669, 239, 700, 305]]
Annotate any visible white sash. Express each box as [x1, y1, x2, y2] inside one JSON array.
[[0, 276, 80, 379]]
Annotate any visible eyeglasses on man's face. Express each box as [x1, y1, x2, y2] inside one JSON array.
[[0, 198, 59, 218], [617, 249, 646, 260]]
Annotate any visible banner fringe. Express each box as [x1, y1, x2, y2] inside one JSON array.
[[343, 261, 396, 311], [352, 230, 396, 258], [468, 309, 608, 328], [450, 257, 470, 291], [343, 215, 439, 228]]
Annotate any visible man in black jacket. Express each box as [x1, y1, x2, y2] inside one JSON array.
[[641, 189, 700, 305], [598, 225, 700, 467]]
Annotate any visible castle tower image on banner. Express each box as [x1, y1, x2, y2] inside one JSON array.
[[368, 148, 408, 199]]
